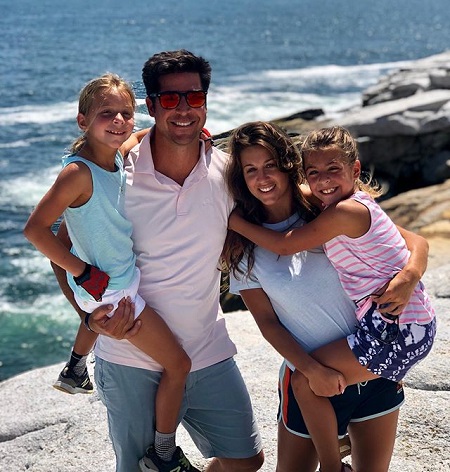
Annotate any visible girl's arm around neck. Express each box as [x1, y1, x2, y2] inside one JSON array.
[[228, 198, 370, 256]]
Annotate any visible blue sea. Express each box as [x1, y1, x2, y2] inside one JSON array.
[[1, 0, 449, 381]]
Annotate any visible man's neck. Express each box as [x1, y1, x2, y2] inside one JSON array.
[[150, 131, 201, 186]]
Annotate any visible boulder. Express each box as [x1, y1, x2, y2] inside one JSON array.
[[269, 51, 450, 198], [1, 261, 449, 471], [337, 52, 450, 197], [362, 51, 450, 106], [339, 90, 450, 137]]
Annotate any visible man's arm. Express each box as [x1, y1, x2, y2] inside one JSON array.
[[52, 221, 141, 338]]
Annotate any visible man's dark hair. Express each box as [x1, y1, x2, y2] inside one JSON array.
[[142, 49, 211, 97]]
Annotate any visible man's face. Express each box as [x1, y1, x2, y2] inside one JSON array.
[[147, 72, 207, 146]]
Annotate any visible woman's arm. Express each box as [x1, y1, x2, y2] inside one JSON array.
[[373, 226, 429, 315], [240, 288, 345, 397]]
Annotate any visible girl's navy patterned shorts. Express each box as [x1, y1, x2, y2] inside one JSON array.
[[348, 303, 436, 382]]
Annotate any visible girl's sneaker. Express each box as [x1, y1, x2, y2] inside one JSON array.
[[139, 445, 200, 472], [53, 364, 93, 394]]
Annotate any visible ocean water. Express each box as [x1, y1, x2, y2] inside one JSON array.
[[1, 0, 449, 381]]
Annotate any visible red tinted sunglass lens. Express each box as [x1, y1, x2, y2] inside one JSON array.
[[186, 91, 206, 107], [159, 93, 180, 109]]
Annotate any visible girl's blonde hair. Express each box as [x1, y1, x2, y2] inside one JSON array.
[[71, 73, 136, 153], [300, 126, 382, 198]]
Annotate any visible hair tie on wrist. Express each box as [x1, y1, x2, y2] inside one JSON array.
[[84, 312, 94, 332]]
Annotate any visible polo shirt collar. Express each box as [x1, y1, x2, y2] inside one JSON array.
[[130, 126, 210, 181]]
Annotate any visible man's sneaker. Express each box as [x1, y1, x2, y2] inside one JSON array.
[[53, 364, 94, 394], [139, 445, 200, 472]]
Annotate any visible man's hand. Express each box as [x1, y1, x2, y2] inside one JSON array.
[[89, 297, 141, 339]]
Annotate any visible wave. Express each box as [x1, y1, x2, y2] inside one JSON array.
[[256, 60, 413, 86], [222, 59, 412, 90], [0, 135, 60, 149], [0, 165, 60, 206], [0, 101, 78, 126], [0, 60, 412, 135]]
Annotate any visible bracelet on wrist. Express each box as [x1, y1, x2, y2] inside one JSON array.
[[84, 312, 94, 332], [74, 263, 92, 286]]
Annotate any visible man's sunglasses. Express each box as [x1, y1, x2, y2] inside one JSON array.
[[149, 90, 207, 109]]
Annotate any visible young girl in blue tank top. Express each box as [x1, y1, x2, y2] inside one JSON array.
[[24, 74, 200, 471]]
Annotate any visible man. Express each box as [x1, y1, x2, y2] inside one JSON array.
[[53, 50, 264, 472]]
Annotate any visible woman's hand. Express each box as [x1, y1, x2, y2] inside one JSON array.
[[374, 225, 429, 316], [372, 273, 416, 316], [305, 363, 347, 397]]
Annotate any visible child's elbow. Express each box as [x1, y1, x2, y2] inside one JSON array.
[[23, 223, 31, 241], [23, 220, 37, 244]]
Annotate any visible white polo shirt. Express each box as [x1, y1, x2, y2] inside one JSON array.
[[94, 131, 237, 371]]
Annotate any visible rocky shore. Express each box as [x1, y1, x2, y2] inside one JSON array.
[[1, 53, 450, 471], [276, 50, 450, 199], [0, 254, 449, 472]]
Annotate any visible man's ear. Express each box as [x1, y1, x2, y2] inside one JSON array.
[[77, 113, 88, 131], [146, 97, 155, 118]]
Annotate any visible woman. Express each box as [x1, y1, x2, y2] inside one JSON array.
[[222, 121, 429, 472]]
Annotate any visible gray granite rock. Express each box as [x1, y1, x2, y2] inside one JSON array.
[[338, 52, 450, 196], [1, 262, 449, 471], [362, 51, 450, 106], [339, 90, 450, 137]]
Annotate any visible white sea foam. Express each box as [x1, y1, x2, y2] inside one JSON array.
[[0, 136, 59, 149], [258, 60, 413, 85], [0, 61, 412, 135], [0, 165, 60, 206], [0, 101, 78, 126], [0, 291, 74, 320]]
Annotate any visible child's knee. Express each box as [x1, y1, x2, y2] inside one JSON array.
[[291, 369, 309, 394], [170, 350, 191, 377], [179, 352, 192, 375]]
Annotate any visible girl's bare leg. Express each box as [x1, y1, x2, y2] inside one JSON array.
[[348, 409, 399, 472], [291, 338, 379, 472], [73, 322, 98, 355], [291, 370, 341, 472], [276, 421, 318, 472], [129, 305, 191, 434]]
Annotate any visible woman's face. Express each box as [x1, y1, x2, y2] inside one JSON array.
[[240, 145, 292, 216]]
